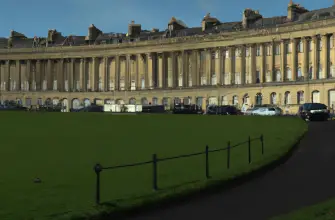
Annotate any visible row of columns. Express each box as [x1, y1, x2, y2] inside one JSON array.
[[0, 33, 334, 92]]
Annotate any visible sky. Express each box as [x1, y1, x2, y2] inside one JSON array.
[[0, 0, 333, 38]]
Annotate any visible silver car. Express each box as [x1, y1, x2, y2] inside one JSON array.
[[251, 107, 283, 116]]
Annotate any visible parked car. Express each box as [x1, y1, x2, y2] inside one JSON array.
[[298, 103, 329, 121], [251, 106, 283, 116], [173, 104, 203, 114], [207, 105, 241, 115]]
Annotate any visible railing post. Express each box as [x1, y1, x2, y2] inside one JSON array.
[[152, 154, 158, 191], [248, 136, 251, 164], [94, 163, 103, 205], [260, 134, 264, 155], [227, 141, 231, 169], [205, 145, 209, 179]]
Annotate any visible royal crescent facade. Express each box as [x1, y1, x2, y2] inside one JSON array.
[[2, 1, 335, 112]]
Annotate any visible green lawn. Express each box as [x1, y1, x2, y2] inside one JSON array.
[[272, 198, 335, 220], [0, 113, 307, 220]]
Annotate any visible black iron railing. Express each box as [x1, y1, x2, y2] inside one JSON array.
[[93, 134, 265, 204]]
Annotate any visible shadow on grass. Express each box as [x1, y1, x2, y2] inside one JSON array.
[[80, 132, 306, 220]]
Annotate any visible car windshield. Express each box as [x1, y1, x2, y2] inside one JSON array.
[[304, 103, 327, 110]]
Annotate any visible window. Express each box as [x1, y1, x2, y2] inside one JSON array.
[[297, 91, 304, 104], [286, 67, 292, 81], [225, 50, 229, 58], [308, 40, 313, 51], [330, 35, 334, 49], [318, 39, 322, 51], [246, 48, 250, 57], [275, 44, 280, 55], [256, 45, 261, 56], [286, 42, 291, 54], [298, 40, 303, 53], [284, 92, 291, 105], [270, 92, 277, 104], [266, 45, 271, 56], [235, 48, 241, 57]]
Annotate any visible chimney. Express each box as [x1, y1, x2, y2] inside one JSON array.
[[287, 1, 308, 21], [128, 20, 141, 37], [87, 24, 102, 42], [201, 13, 220, 31], [242, 8, 262, 29]]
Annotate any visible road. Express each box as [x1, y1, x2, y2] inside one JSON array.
[[126, 121, 335, 220]]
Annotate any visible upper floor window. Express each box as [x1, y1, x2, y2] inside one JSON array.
[[235, 48, 241, 57], [285, 42, 291, 54], [225, 50, 229, 58], [318, 39, 322, 51], [309, 40, 313, 51], [256, 45, 261, 56], [330, 35, 334, 48], [266, 45, 272, 56], [297, 40, 303, 53], [275, 44, 280, 55], [245, 47, 250, 57]]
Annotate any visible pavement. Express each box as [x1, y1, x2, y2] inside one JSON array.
[[125, 121, 335, 220]]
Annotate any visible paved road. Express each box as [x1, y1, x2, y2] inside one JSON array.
[[126, 121, 335, 220]]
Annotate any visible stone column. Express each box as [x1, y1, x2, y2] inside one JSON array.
[[229, 47, 234, 84], [36, 60, 41, 91], [302, 37, 309, 79], [5, 60, 9, 90], [280, 40, 286, 81], [158, 53, 164, 88], [205, 49, 211, 84], [136, 54, 143, 90], [125, 54, 130, 90], [80, 58, 85, 91], [70, 59, 74, 92], [115, 56, 120, 91], [15, 60, 20, 91], [47, 59, 52, 90], [196, 50, 201, 86], [240, 46, 246, 85], [250, 44, 256, 83], [183, 51, 189, 87], [312, 36, 318, 79], [215, 49, 222, 85], [291, 38, 297, 81], [26, 60, 31, 91], [321, 34, 328, 79], [58, 59, 64, 91], [270, 41, 275, 81], [147, 53, 153, 88], [260, 44, 266, 83], [91, 57, 97, 91]]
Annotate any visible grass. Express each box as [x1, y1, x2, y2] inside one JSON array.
[[0, 113, 307, 220], [271, 198, 335, 220]]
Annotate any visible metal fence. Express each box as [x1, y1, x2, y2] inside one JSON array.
[[93, 135, 264, 204]]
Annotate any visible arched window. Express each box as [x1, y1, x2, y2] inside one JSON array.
[[152, 97, 158, 105], [312, 90, 320, 103], [129, 98, 136, 104], [141, 97, 148, 105], [221, 96, 228, 105], [284, 91, 291, 105], [208, 97, 218, 105], [174, 97, 181, 105], [243, 94, 250, 105], [232, 95, 238, 106], [286, 67, 292, 81], [183, 97, 191, 105], [275, 69, 281, 82], [255, 93, 262, 105], [196, 97, 203, 107], [162, 98, 169, 106], [270, 92, 277, 104], [297, 91, 304, 104]]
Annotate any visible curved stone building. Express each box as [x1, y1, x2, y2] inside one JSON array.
[[2, 1, 335, 111]]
